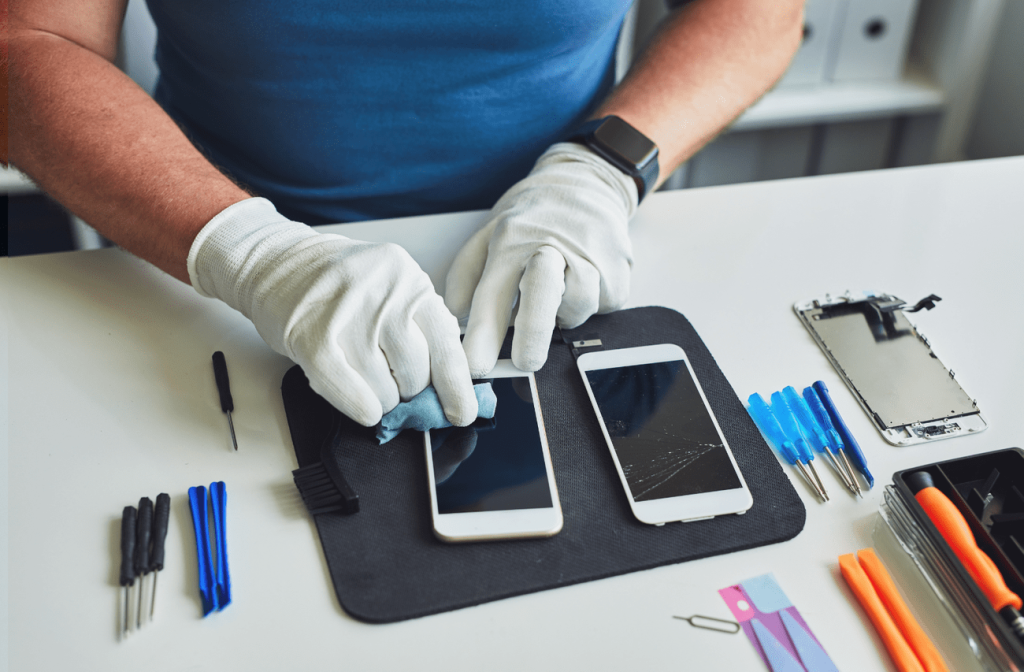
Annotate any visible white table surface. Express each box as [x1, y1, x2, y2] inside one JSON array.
[[3, 156, 1023, 672]]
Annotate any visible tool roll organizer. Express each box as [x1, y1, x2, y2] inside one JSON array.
[[281, 306, 806, 623]]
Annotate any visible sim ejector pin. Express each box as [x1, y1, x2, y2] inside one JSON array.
[[673, 614, 741, 634]]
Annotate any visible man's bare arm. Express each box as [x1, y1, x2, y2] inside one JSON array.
[[8, 0, 250, 282], [599, 0, 805, 185]]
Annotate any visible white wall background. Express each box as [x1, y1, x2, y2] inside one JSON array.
[[964, 0, 1024, 160]]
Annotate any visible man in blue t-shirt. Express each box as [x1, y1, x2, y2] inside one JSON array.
[[8, 1, 804, 427]]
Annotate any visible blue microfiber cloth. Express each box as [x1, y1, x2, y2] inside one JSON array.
[[376, 383, 497, 444]]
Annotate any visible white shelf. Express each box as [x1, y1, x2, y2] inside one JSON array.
[[0, 165, 39, 194], [731, 74, 946, 132]]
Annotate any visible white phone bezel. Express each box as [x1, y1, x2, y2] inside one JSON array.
[[577, 343, 753, 526], [424, 360, 563, 543]]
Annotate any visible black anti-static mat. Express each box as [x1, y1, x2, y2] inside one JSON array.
[[281, 306, 805, 623]]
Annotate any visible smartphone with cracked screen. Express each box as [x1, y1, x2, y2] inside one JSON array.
[[577, 343, 752, 526], [794, 291, 986, 446], [424, 360, 562, 543]]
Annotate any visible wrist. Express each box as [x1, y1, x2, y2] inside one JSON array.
[[187, 197, 316, 310], [536, 143, 640, 220], [565, 115, 659, 202]]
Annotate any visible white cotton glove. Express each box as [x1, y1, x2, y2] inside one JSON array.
[[188, 197, 478, 427], [444, 143, 638, 377]]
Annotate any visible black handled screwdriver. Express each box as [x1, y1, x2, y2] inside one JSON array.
[[212, 351, 238, 451], [134, 498, 153, 629], [149, 493, 170, 620], [119, 506, 137, 635]]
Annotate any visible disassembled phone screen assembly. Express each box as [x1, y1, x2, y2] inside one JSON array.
[[794, 291, 986, 446]]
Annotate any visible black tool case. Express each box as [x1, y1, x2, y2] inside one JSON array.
[[888, 448, 1024, 668]]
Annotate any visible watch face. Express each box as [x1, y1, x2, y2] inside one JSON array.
[[593, 117, 657, 168]]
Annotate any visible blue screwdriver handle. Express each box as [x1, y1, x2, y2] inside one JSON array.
[[747, 394, 800, 465], [770, 391, 815, 464], [781, 386, 829, 453], [802, 386, 845, 454], [811, 381, 874, 487], [188, 486, 217, 616], [209, 481, 231, 610]]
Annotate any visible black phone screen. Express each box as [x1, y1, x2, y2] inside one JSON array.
[[430, 377, 553, 514], [585, 360, 742, 501]]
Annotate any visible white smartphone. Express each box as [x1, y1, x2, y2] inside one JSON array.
[[577, 343, 753, 525], [424, 360, 563, 543]]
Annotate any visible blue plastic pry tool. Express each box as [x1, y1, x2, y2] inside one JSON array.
[[188, 485, 217, 616], [812, 380, 874, 488], [209, 481, 231, 610]]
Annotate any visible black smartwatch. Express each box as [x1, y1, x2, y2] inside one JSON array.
[[566, 115, 659, 202]]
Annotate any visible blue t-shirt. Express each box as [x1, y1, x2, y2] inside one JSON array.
[[146, 1, 633, 224]]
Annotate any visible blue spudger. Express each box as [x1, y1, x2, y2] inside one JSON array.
[[747, 393, 826, 501], [188, 486, 217, 616], [811, 380, 874, 488], [209, 481, 231, 610]]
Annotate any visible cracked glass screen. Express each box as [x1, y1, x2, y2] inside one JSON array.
[[431, 377, 553, 514], [586, 360, 742, 501]]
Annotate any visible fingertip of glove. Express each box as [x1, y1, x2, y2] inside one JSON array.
[[511, 351, 546, 373], [444, 398, 479, 428], [310, 379, 383, 427]]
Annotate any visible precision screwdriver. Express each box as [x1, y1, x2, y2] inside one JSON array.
[[119, 506, 137, 636], [212, 351, 238, 451], [134, 497, 153, 629], [747, 393, 827, 502], [149, 493, 170, 620], [771, 390, 830, 501], [908, 471, 1024, 642], [782, 386, 860, 496], [802, 385, 863, 494]]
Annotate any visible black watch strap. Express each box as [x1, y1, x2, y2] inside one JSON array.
[[567, 116, 659, 202]]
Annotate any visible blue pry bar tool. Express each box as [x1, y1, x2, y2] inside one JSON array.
[[209, 481, 231, 609], [188, 482, 231, 616], [811, 381, 874, 488]]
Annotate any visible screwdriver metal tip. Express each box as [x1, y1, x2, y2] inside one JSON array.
[[838, 449, 862, 496], [808, 461, 830, 501], [226, 411, 238, 451], [151, 571, 159, 619], [796, 461, 827, 502]]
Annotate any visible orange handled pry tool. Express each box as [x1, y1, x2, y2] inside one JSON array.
[[840, 550, 942, 672], [907, 471, 1024, 641], [859, 548, 948, 672]]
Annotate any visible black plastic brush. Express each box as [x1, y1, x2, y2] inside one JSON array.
[[292, 411, 360, 515]]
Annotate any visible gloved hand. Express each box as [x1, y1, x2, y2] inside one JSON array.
[[445, 143, 638, 377], [188, 197, 478, 427]]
